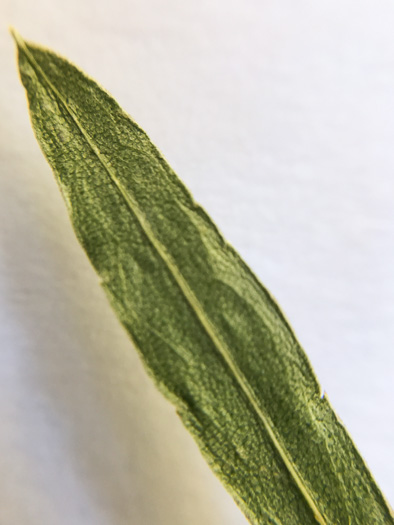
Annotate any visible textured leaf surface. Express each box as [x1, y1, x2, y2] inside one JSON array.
[[13, 31, 394, 525]]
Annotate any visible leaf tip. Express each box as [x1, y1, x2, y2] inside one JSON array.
[[9, 27, 25, 49]]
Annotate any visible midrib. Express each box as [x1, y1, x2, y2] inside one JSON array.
[[18, 34, 327, 525]]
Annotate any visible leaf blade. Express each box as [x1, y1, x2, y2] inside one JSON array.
[[13, 30, 394, 525]]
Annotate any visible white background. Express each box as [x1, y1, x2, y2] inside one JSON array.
[[1, 1, 393, 523]]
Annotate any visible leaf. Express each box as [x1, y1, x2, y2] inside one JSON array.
[[12, 29, 393, 525]]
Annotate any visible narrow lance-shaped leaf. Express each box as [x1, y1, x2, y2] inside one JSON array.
[[12, 30, 393, 525]]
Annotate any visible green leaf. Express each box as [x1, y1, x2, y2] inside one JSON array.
[[12, 29, 393, 525]]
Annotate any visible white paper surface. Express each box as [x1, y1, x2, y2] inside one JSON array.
[[1, 1, 393, 523]]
